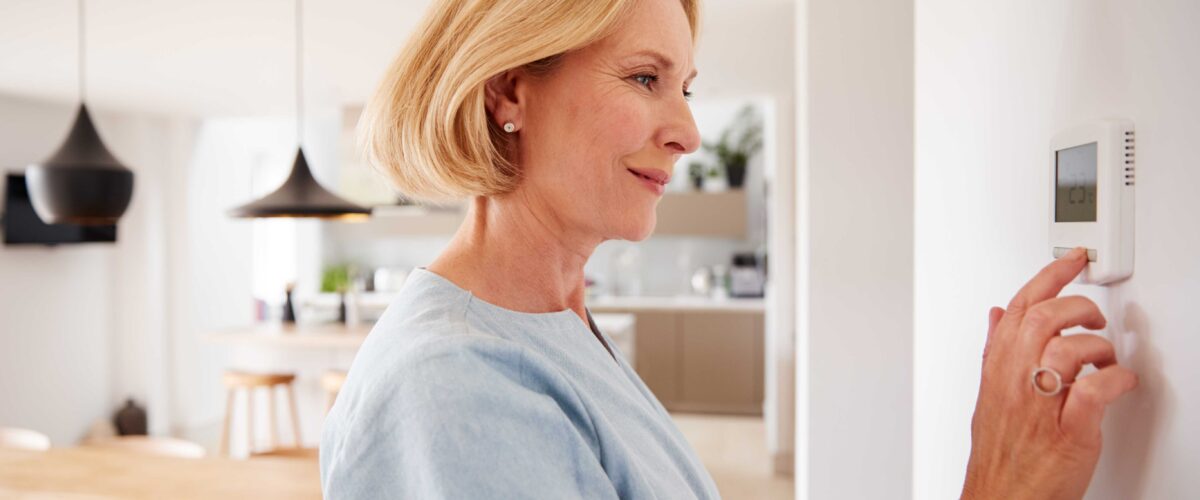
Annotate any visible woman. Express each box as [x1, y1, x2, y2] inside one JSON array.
[[320, 0, 1138, 497]]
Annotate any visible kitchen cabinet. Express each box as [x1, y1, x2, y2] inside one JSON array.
[[630, 312, 681, 406], [591, 304, 765, 416], [676, 312, 764, 414]]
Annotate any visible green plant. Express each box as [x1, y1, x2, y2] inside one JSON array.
[[320, 264, 352, 293], [702, 105, 763, 169]]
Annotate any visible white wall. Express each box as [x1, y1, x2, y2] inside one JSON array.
[[681, 1, 801, 472], [914, 0, 1200, 498], [0, 93, 268, 448], [166, 118, 271, 437], [100, 104, 197, 437], [0, 93, 187, 443], [168, 113, 345, 451], [796, 0, 914, 498]]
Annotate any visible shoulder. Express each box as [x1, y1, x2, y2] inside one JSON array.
[[320, 309, 605, 498], [342, 318, 585, 425], [344, 268, 581, 402], [346, 268, 485, 375], [346, 284, 531, 400], [327, 282, 595, 437]]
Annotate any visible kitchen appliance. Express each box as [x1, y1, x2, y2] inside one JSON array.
[[3, 173, 116, 245], [729, 252, 765, 298]]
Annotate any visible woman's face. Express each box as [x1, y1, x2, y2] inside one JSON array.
[[508, 0, 700, 243]]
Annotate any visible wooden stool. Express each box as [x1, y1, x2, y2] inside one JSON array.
[[321, 370, 348, 412], [220, 371, 302, 457]]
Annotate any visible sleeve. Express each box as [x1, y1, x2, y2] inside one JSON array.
[[321, 336, 619, 499]]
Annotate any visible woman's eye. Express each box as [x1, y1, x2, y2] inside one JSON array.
[[632, 73, 658, 89], [632, 73, 691, 101]]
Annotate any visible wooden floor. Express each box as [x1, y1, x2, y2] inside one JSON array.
[[671, 413, 794, 500], [183, 411, 794, 499]]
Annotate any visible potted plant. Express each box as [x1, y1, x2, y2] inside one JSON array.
[[701, 105, 763, 189], [321, 264, 353, 323], [687, 161, 706, 190], [703, 163, 727, 192]]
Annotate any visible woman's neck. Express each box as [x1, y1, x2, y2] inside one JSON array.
[[427, 194, 600, 326]]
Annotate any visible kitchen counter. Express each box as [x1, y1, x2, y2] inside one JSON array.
[[586, 295, 766, 313], [299, 293, 767, 318], [205, 314, 637, 352]]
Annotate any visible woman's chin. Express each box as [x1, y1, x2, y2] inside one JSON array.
[[619, 216, 656, 242]]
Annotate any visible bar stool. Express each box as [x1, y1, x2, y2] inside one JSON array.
[[220, 371, 302, 457], [321, 370, 348, 412]]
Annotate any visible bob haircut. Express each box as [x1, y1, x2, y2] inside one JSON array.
[[360, 0, 701, 204]]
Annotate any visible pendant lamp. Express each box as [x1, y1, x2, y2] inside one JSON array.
[[25, 0, 134, 226], [228, 0, 370, 220]]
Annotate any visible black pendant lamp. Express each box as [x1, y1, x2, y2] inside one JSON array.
[[228, 0, 370, 220], [26, 0, 134, 226]]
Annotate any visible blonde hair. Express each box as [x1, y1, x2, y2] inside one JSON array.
[[360, 0, 701, 204]]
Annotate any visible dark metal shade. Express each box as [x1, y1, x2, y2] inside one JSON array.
[[228, 148, 371, 220], [25, 104, 134, 226]]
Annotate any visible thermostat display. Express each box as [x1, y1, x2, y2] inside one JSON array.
[[1048, 119, 1135, 285], [1055, 142, 1098, 223]]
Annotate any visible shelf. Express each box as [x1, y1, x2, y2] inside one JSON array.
[[654, 190, 747, 238], [330, 190, 748, 239], [331, 204, 466, 237]]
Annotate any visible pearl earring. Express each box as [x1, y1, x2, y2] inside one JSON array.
[[503, 122, 516, 133]]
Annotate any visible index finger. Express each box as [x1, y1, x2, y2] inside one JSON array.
[[1007, 247, 1089, 313]]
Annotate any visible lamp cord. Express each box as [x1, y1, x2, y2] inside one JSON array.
[[78, 0, 86, 103], [296, 0, 304, 147], [74, 0, 306, 142]]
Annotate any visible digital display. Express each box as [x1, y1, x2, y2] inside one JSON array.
[[1055, 142, 1098, 222]]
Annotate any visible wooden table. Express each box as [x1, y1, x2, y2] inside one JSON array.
[[0, 448, 320, 499], [206, 322, 373, 349]]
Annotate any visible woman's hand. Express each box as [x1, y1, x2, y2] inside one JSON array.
[[961, 247, 1139, 500]]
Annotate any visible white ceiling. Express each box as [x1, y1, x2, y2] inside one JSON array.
[[0, 0, 791, 118], [1, 0, 430, 117]]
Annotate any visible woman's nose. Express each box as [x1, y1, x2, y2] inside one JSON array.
[[661, 99, 701, 155]]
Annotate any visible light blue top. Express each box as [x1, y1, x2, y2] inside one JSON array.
[[320, 268, 721, 499]]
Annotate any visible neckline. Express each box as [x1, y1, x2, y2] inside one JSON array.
[[412, 267, 578, 319], [410, 267, 616, 361]]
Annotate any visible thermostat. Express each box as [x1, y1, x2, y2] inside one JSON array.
[[1048, 119, 1135, 285]]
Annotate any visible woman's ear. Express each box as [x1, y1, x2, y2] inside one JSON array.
[[484, 70, 523, 131]]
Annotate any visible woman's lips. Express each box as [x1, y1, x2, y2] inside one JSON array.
[[627, 167, 671, 184], [627, 167, 668, 196]]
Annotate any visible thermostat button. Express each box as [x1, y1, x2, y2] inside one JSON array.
[[1052, 247, 1097, 262]]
